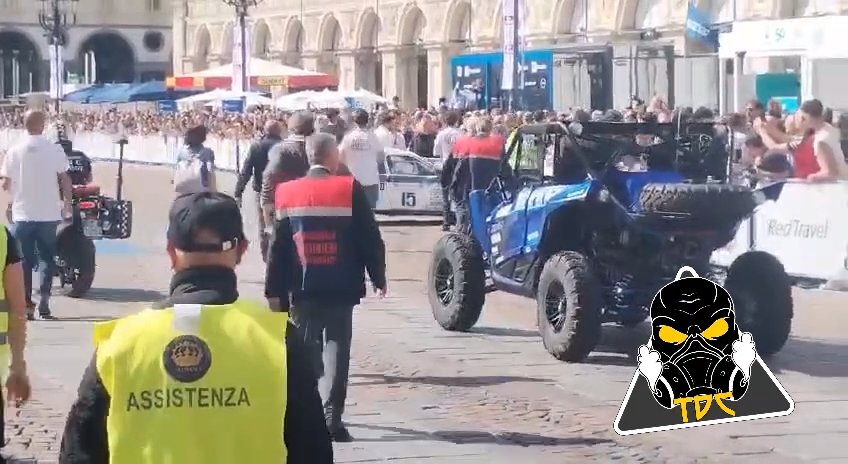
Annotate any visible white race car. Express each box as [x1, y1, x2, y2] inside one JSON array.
[[374, 149, 444, 215]]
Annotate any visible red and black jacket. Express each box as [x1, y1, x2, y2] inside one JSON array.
[[265, 167, 386, 309]]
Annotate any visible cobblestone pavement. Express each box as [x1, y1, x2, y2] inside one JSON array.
[[2, 163, 848, 463]]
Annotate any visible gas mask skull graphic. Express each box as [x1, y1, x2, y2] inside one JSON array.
[[637, 267, 757, 409]]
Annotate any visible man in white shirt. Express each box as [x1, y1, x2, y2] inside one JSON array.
[[340, 110, 383, 209], [434, 111, 463, 231], [373, 112, 406, 150], [433, 111, 462, 164], [1, 110, 72, 319]]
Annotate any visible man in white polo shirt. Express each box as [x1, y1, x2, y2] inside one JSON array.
[[1, 110, 72, 319], [340, 110, 383, 209]]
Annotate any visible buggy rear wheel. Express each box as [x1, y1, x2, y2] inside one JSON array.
[[724, 251, 792, 357], [427, 233, 486, 331], [536, 251, 602, 362]]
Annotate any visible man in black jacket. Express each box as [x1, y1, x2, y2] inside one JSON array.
[[266, 133, 387, 443], [58, 192, 333, 464], [235, 119, 283, 260]]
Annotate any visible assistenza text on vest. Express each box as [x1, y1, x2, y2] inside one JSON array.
[[126, 386, 250, 411]]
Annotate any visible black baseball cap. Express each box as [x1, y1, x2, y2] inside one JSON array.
[[167, 192, 246, 253]]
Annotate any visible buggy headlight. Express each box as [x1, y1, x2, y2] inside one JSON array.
[[597, 188, 611, 202]]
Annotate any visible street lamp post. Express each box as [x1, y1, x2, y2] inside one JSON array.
[[37, 0, 78, 114], [221, 0, 262, 93]]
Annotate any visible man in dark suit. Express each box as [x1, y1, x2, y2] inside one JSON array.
[[261, 111, 314, 230], [235, 119, 283, 260], [266, 133, 386, 443]]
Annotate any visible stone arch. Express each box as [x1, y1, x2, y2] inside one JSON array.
[[553, 0, 589, 35], [492, 2, 503, 45], [355, 8, 381, 49], [78, 30, 137, 83], [397, 3, 427, 45], [317, 13, 343, 52], [283, 17, 305, 53], [252, 19, 271, 57], [193, 24, 211, 70], [220, 23, 234, 59], [631, 0, 668, 29], [0, 29, 42, 96], [443, 0, 472, 43]]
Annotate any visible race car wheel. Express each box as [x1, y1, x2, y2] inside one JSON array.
[[428, 233, 486, 332], [724, 251, 793, 357], [58, 233, 96, 298], [536, 251, 603, 362], [639, 183, 756, 223]]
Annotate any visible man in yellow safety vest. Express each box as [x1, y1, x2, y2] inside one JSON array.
[[0, 221, 33, 444], [58, 192, 333, 464]]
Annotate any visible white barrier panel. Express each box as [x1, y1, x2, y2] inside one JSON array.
[[712, 181, 848, 282], [1, 129, 250, 173], [753, 182, 848, 280]]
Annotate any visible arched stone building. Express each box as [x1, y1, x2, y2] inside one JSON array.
[[0, 0, 172, 96], [173, 0, 847, 109]]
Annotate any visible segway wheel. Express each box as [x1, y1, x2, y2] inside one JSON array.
[[62, 236, 96, 298]]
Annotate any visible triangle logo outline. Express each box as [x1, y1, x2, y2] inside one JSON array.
[[613, 353, 795, 436]]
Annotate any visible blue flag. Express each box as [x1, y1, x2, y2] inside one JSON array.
[[686, 2, 718, 50]]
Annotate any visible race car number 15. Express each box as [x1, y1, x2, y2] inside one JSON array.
[[402, 192, 417, 207]]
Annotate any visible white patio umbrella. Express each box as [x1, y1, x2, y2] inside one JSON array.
[[275, 91, 320, 111], [177, 89, 272, 109], [345, 88, 388, 108], [204, 92, 274, 109]]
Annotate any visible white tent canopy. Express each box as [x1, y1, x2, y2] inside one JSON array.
[[275, 89, 389, 111], [177, 89, 273, 109], [186, 58, 325, 78]]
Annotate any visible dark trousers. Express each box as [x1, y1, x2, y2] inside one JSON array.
[[289, 302, 354, 430], [442, 187, 452, 226], [11, 221, 59, 309], [454, 201, 471, 236], [253, 193, 269, 262]]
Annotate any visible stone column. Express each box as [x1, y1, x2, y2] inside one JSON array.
[[300, 54, 321, 73], [380, 47, 407, 105], [337, 51, 357, 90], [425, 44, 464, 108]]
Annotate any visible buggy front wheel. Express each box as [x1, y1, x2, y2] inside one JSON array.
[[427, 233, 486, 331], [536, 251, 603, 362]]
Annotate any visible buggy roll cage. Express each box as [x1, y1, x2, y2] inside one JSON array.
[[502, 121, 734, 185]]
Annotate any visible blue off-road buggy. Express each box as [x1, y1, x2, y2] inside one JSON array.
[[427, 122, 793, 362]]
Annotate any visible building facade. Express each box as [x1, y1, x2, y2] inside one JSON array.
[[174, 0, 848, 110], [0, 0, 173, 97]]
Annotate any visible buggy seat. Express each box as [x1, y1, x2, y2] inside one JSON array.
[[72, 184, 101, 197]]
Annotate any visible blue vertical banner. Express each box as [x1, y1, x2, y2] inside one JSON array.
[[686, 1, 718, 50]]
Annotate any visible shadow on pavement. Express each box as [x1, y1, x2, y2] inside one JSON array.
[[79, 288, 165, 303], [351, 373, 549, 387], [768, 337, 848, 377], [471, 326, 538, 338], [347, 423, 613, 447]]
